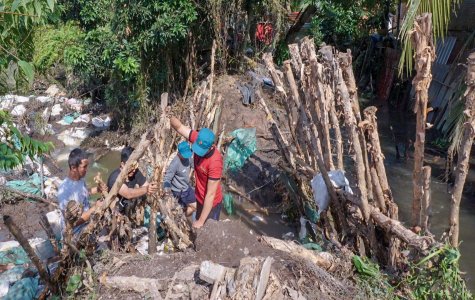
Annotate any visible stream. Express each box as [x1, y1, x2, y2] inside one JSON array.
[[377, 108, 475, 291]]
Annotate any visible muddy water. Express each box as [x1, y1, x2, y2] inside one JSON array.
[[378, 108, 475, 291]]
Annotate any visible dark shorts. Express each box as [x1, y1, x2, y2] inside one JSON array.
[[196, 202, 222, 221], [172, 187, 196, 207]]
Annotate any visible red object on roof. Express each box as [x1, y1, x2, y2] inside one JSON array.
[[255, 22, 274, 45]]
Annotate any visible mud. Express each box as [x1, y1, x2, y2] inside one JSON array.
[[0, 201, 51, 241]]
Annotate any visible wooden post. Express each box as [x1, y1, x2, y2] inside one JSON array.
[[3, 215, 54, 292], [263, 53, 300, 154], [362, 106, 394, 205], [209, 40, 216, 104], [283, 61, 347, 234], [338, 49, 373, 202], [449, 52, 475, 247], [300, 39, 334, 170], [411, 13, 435, 227], [336, 66, 370, 221], [421, 166, 431, 232]]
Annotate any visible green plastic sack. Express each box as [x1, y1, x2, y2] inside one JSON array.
[[303, 243, 323, 252], [224, 128, 257, 172], [223, 193, 235, 215], [3, 277, 38, 300], [143, 206, 166, 239], [0, 247, 30, 265], [304, 203, 320, 224], [5, 173, 43, 197]]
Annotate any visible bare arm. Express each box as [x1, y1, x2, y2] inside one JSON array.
[[76, 200, 103, 225], [171, 117, 192, 139], [194, 180, 220, 227], [118, 182, 157, 200]]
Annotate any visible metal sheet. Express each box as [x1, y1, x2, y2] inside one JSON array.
[[435, 36, 456, 65]]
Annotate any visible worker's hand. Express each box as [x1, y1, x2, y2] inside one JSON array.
[[147, 183, 159, 195], [94, 199, 104, 209], [163, 187, 172, 196], [97, 182, 108, 194], [192, 219, 205, 229]]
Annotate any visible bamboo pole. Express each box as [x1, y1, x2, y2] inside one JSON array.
[[411, 13, 435, 227], [448, 52, 475, 247]]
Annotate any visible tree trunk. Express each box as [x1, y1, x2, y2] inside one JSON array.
[[411, 13, 435, 227], [449, 52, 475, 246]]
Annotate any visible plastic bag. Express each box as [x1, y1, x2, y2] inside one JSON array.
[[224, 128, 257, 172], [310, 170, 353, 213], [3, 277, 38, 300], [223, 193, 235, 215]]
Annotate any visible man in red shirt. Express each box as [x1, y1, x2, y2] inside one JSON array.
[[170, 117, 223, 228]]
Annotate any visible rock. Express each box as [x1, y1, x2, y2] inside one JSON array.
[[45, 85, 60, 97], [10, 104, 26, 116]]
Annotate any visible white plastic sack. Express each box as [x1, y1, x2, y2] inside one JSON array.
[[73, 113, 91, 124], [51, 103, 63, 116], [92, 116, 111, 129], [37, 96, 53, 103], [46, 210, 63, 240], [10, 104, 26, 116], [310, 170, 353, 213], [0, 241, 20, 251], [64, 98, 83, 112]]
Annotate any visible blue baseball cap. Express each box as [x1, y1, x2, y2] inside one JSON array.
[[177, 141, 192, 159], [192, 128, 215, 157]]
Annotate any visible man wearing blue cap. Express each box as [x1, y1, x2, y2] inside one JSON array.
[[163, 141, 196, 216], [170, 117, 223, 229]]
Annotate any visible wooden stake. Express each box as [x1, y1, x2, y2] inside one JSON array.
[[421, 165, 432, 233], [411, 13, 435, 227], [336, 66, 370, 221], [337, 50, 373, 202], [449, 52, 475, 247]]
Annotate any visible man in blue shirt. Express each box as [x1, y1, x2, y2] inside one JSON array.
[[163, 141, 196, 216]]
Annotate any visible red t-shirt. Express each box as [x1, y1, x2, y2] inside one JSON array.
[[189, 130, 223, 206]]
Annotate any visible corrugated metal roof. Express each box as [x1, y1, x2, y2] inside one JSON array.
[[435, 37, 456, 65]]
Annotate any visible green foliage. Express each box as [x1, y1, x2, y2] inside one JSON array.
[[352, 255, 394, 299], [0, 0, 57, 92], [353, 255, 379, 277], [0, 110, 53, 170], [404, 245, 473, 300], [308, 0, 380, 49], [33, 22, 85, 72], [398, 0, 461, 76]]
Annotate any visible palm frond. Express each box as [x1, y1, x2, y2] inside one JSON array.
[[398, 0, 461, 77]]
